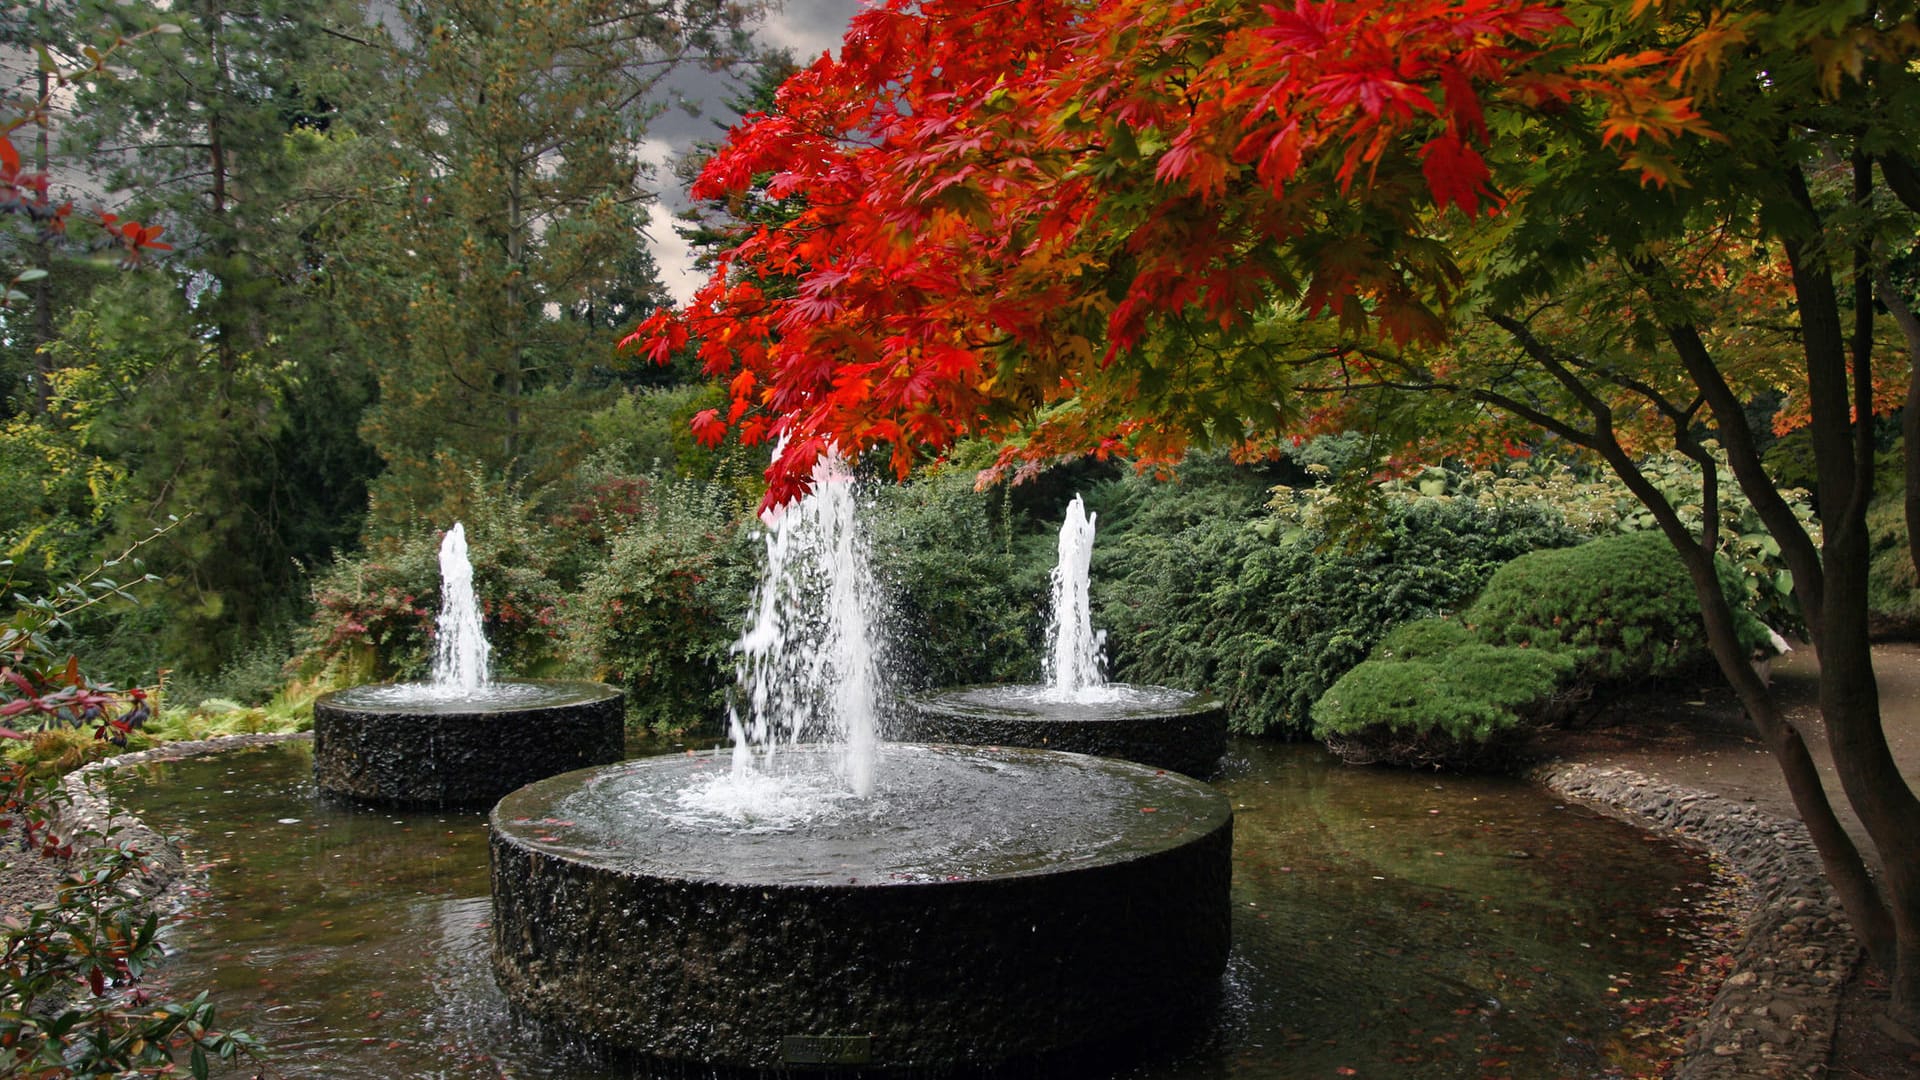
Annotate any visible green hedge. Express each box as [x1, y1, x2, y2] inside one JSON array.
[[1463, 530, 1770, 683], [1311, 626, 1575, 768], [1093, 487, 1580, 736]]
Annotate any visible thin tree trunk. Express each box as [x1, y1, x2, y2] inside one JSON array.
[[504, 161, 524, 465], [30, 0, 53, 416], [1876, 270, 1920, 602]]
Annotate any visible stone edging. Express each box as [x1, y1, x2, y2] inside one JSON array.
[[55, 732, 313, 918], [1533, 761, 1857, 1080]]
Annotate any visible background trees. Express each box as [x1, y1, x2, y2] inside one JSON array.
[[345, 0, 755, 528], [0, 0, 774, 686]]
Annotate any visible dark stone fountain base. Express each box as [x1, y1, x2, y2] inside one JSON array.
[[490, 744, 1233, 1072], [899, 684, 1228, 777], [311, 680, 624, 808]]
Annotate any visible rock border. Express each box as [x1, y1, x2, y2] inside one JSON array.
[[1534, 761, 1858, 1080]]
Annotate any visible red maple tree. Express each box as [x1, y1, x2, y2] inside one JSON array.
[[627, 0, 1707, 504]]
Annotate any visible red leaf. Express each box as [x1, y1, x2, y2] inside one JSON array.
[[1419, 132, 1492, 218]]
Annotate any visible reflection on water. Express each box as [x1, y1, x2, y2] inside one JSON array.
[[109, 738, 1729, 1079]]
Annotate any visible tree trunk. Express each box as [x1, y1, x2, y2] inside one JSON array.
[[1776, 166, 1920, 1032]]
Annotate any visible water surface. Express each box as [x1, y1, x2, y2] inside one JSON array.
[[109, 738, 1728, 1079]]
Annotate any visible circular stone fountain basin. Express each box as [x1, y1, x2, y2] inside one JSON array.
[[900, 684, 1228, 777], [312, 680, 623, 808], [489, 743, 1233, 1071]]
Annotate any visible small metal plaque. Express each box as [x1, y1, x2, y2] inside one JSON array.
[[781, 1034, 873, 1065]]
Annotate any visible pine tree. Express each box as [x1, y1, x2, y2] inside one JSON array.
[[347, 0, 752, 528]]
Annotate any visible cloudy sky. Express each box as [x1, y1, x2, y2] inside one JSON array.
[[644, 0, 862, 304]]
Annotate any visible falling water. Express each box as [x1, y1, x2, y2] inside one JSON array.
[[1039, 494, 1119, 704], [719, 452, 884, 800], [430, 523, 490, 693]]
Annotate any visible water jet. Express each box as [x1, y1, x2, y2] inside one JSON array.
[[312, 523, 624, 808], [900, 495, 1228, 776]]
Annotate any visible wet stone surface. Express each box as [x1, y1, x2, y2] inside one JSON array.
[[311, 681, 624, 809], [899, 684, 1228, 777], [489, 744, 1235, 1071], [1534, 762, 1859, 1080]]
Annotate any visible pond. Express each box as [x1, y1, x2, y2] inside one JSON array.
[[107, 737, 1730, 1079]]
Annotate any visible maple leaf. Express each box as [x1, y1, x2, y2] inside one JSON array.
[[1419, 131, 1493, 217]]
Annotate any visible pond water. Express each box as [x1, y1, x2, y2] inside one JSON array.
[[107, 738, 1730, 1079]]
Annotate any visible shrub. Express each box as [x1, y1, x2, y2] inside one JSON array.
[[0, 563, 258, 1077], [1094, 480, 1580, 736], [1, 773, 260, 1077], [1311, 637, 1575, 768], [870, 464, 1053, 691], [1463, 530, 1771, 685], [566, 480, 758, 734], [295, 475, 568, 685], [1367, 615, 1476, 661]]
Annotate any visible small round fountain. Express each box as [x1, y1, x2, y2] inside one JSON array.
[[312, 524, 624, 808], [490, 459, 1232, 1072], [900, 495, 1228, 776]]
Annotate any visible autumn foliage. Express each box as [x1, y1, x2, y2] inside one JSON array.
[[626, 0, 1712, 504]]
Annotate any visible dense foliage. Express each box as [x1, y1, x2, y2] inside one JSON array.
[[0, 1, 769, 691], [1311, 530, 1768, 769], [1465, 531, 1773, 685], [871, 462, 1056, 692], [569, 479, 758, 734], [1093, 474, 1579, 735]]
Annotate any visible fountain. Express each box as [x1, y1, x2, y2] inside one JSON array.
[[899, 494, 1229, 776], [489, 460, 1233, 1072], [311, 523, 624, 808]]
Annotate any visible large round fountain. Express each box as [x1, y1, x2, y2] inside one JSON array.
[[489, 458, 1234, 1072], [900, 495, 1228, 776], [312, 524, 624, 808]]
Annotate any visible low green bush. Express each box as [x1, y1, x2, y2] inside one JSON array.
[[1311, 635, 1575, 768], [1366, 615, 1475, 661], [1867, 492, 1920, 629], [1463, 530, 1770, 684]]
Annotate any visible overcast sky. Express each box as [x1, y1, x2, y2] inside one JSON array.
[[644, 0, 862, 304]]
